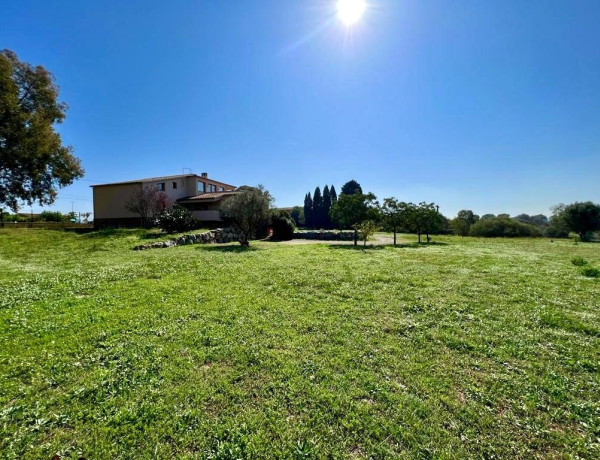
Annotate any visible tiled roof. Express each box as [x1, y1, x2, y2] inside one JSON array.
[[90, 174, 236, 189], [90, 174, 197, 187], [177, 191, 239, 202]]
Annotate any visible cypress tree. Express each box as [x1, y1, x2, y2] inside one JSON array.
[[304, 192, 313, 229], [313, 187, 323, 229], [330, 185, 338, 204], [323, 185, 332, 229]]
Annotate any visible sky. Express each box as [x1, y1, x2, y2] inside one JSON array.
[[2, 0, 600, 217]]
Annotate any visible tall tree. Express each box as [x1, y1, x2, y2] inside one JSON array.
[[330, 185, 338, 205], [322, 185, 332, 229], [0, 49, 84, 211], [221, 185, 273, 246], [330, 192, 379, 246], [312, 186, 323, 229], [303, 192, 313, 229], [340, 180, 362, 196]]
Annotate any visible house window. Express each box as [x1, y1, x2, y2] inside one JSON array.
[[218, 186, 224, 192], [157, 182, 165, 191], [197, 181, 205, 193], [209, 184, 217, 193], [172, 182, 177, 189]]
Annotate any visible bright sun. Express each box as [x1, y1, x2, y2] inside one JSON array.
[[337, 0, 366, 26]]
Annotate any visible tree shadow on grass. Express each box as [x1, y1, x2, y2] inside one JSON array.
[[196, 245, 259, 253], [84, 228, 139, 239], [328, 241, 449, 251], [327, 244, 387, 251]]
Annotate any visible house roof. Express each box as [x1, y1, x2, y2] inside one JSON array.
[[177, 191, 239, 203], [90, 174, 236, 189]]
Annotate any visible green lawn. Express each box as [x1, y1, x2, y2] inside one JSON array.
[[1, 229, 599, 459]]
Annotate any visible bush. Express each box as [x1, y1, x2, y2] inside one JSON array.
[[156, 205, 199, 233], [470, 217, 541, 238], [271, 211, 295, 240], [571, 256, 587, 267], [581, 267, 600, 278]]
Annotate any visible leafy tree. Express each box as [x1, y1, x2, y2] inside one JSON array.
[[481, 214, 496, 220], [341, 180, 362, 196], [322, 185, 332, 229], [406, 202, 444, 243], [290, 206, 304, 227], [382, 197, 411, 245], [330, 192, 379, 246], [545, 204, 570, 238], [358, 220, 379, 247], [0, 49, 84, 211], [124, 186, 171, 228], [271, 210, 295, 240], [451, 209, 480, 237], [221, 185, 273, 246], [558, 201, 600, 241], [312, 186, 323, 228]]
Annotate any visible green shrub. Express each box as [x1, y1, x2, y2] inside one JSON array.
[[271, 211, 295, 241], [581, 267, 600, 278], [156, 205, 200, 233], [470, 217, 541, 238], [571, 256, 587, 266]]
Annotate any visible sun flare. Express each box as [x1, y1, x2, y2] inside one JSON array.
[[337, 0, 366, 26]]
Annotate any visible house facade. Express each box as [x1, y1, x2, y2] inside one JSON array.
[[91, 173, 236, 227]]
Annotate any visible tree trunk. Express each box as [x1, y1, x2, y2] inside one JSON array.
[[393, 226, 397, 246], [417, 231, 421, 244], [354, 228, 358, 246]]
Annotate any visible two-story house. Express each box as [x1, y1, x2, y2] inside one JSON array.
[[91, 172, 237, 227]]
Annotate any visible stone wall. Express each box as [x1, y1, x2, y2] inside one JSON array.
[[134, 227, 241, 250], [293, 230, 355, 241]]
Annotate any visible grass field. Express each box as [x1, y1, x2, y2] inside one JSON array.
[[1, 229, 599, 459]]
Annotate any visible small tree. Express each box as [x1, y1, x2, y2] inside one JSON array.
[[220, 185, 273, 246], [330, 192, 379, 246], [559, 201, 600, 241], [124, 186, 171, 228], [358, 220, 379, 247], [382, 198, 411, 246]]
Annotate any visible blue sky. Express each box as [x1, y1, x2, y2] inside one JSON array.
[[2, 0, 599, 217]]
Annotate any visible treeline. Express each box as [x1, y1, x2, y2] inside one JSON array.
[[287, 180, 600, 243], [450, 202, 600, 240], [0, 210, 90, 223]]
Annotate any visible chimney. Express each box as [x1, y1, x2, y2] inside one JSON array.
[[201, 172, 208, 177]]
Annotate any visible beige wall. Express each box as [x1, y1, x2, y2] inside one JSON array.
[[93, 183, 142, 219]]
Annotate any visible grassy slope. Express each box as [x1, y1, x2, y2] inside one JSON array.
[[0, 229, 599, 459]]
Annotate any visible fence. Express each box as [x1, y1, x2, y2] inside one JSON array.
[[0, 222, 93, 229]]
